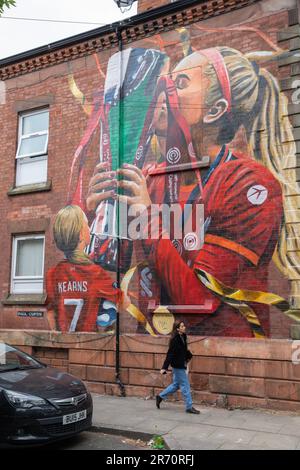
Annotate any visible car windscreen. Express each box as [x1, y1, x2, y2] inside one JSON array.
[[0, 343, 43, 372]]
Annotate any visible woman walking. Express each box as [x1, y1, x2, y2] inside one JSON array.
[[156, 321, 200, 414]]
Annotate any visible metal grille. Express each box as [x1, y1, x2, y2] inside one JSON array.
[[42, 417, 91, 436], [50, 393, 87, 408]]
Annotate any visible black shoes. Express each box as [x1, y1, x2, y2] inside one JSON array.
[[156, 396, 199, 413], [186, 407, 200, 414], [156, 395, 163, 409]]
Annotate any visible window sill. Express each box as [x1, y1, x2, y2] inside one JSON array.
[[7, 180, 52, 196], [2, 293, 47, 306]]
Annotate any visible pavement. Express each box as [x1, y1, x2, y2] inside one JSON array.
[[91, 394, 300, 450]]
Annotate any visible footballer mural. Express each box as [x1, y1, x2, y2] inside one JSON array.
[[47, 20, 300, 337], [46, 205, 130, 333]]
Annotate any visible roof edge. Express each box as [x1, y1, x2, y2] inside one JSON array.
[[0, 0, 203, 67]]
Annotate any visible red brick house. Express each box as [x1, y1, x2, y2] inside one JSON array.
[[0, 0, 300, 410]]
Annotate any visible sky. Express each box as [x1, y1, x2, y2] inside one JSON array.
[[0, 0, 138, 60]]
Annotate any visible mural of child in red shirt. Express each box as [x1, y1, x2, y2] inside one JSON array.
[[46, 205, 130, 332]]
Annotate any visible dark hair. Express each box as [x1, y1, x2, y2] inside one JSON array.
[[169, 320, 185, 346]]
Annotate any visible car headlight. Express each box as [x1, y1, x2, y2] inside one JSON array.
[[4, 390, 48, 409]]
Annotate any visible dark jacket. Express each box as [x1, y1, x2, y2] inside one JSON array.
[[162, 333, 193, 370]]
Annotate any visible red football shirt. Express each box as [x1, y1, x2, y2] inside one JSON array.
[[46, 260, 121, 332], [142, 146, 283, 337]]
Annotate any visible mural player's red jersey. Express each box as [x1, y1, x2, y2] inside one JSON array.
[[46, 260, 121, 332], [143, 146, 283, 336]]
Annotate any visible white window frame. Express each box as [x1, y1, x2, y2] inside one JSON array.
[[16, 108, 49, 159], [11, 235, 45, 294]]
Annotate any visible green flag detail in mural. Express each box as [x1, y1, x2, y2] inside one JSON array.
[[104, 48, 168, 170]]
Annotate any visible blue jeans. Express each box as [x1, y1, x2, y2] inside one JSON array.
[[159, 368, 193, 411]]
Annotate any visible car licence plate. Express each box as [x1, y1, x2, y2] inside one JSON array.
[[63, 409, 87, 425]]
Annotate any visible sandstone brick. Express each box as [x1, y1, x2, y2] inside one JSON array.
[[125, 385, 154, 398], [69, 349, 105, 366], [265, 361, 300, 380], [5, 77, 18, 90], [120, 352, 154, 369], [129, 368, 163, 387], [105, 351, 154, 369], [120, 335, 168, 354], [39, 62, 68, 81], [68, 364, 87, 380], [189, 338, 294, 361], [227, 395, 268, 410], [0, 330, 37, 346], [209, 375, 265, 398], [266, 379, 300, 401], [192, 390, 226, 406], [105, 350, 115, 367], [51, 359, 68, 367], [189, 373, 209, 390], [16, 71, 41, 88], [86, 366, 115, 383], [84, 381, 106, 395], [0, 331, 115, 351], [267, 398, 300, 412], [86, 366, 128, 384], [225, 358, 266, 377], [50, 334, 115, 351], [154, 353, 167, 370], [190, 356, 226, 374]]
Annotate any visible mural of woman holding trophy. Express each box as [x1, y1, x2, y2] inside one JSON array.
[[46, 48, 169, 333], [46, 25, 300, 336], [85, 44, 300, 338]]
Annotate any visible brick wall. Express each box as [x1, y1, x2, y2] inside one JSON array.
[[33, 346, 69, 372], [0, 0, 300, 410], [138, 0, 170, 13], [2, 330, 300, 412], [0, 48, 117, 331], [0, 2, 295, 337]]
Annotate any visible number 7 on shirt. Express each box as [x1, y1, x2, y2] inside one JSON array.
[[64, 299, 84, 332]]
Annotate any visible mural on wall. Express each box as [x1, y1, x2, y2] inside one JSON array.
[[46, 205, 129, 332], [46, 14, 300, 337]]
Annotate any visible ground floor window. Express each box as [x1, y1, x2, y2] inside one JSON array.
[[11, 235, 45, 294]]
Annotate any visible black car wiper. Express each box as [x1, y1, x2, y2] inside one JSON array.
[[0, 365, 42, 372]]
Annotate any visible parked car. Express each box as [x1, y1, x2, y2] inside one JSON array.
[[0, 343, 93, 445]]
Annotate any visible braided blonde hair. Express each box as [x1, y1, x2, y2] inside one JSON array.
[[204, 47, 300, 292], [53, 205, 92, 265]]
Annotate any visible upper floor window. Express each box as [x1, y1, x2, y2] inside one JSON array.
[[15, 109, 49, 187]]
